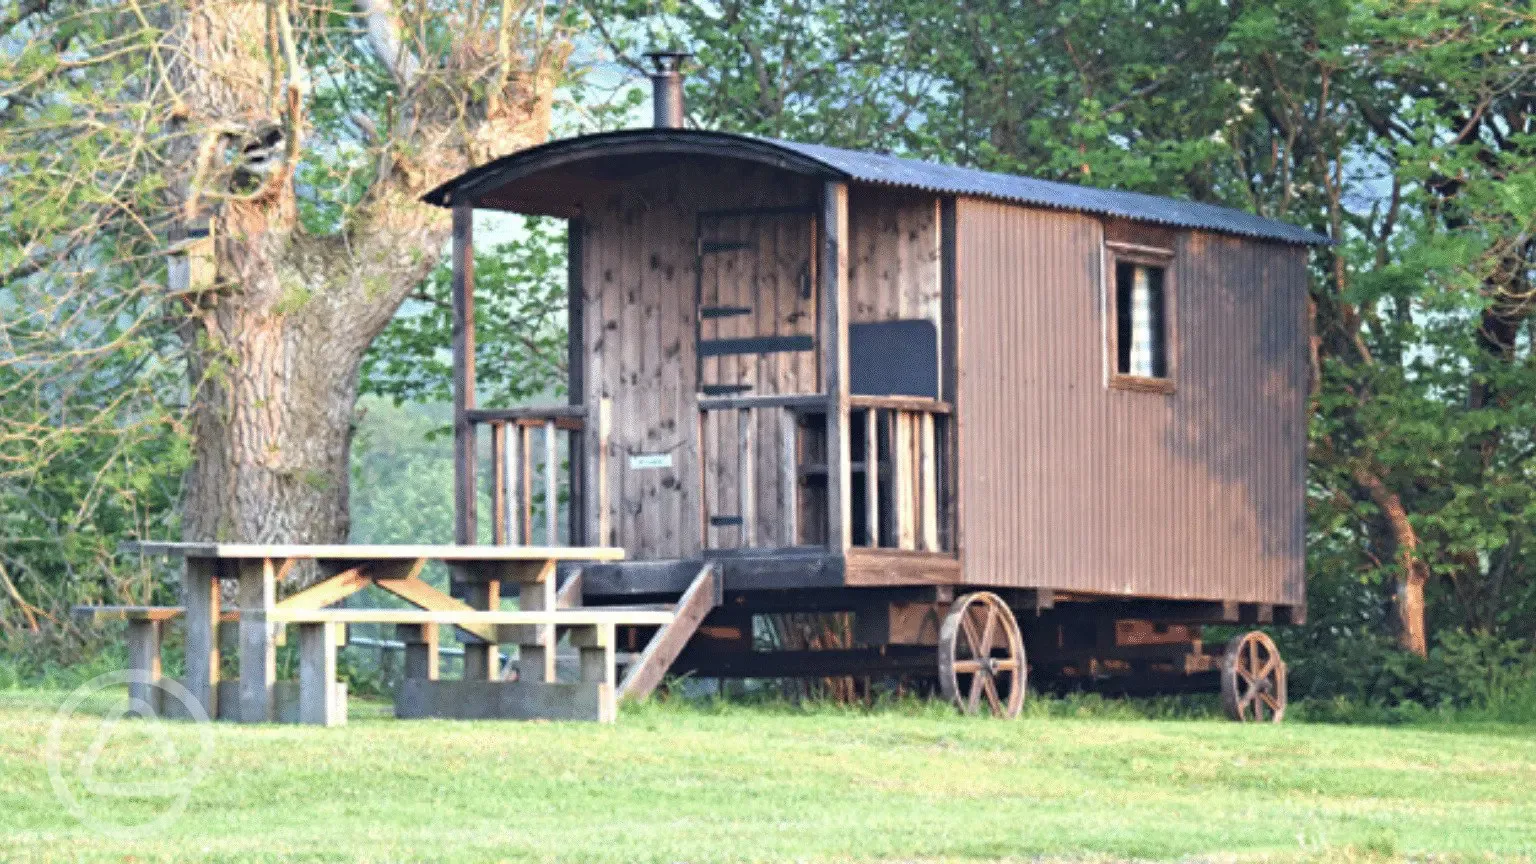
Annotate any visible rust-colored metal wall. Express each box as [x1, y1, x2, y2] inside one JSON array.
[[954, 198, 1307, 606]]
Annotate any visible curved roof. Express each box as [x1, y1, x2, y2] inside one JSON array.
[[424, 128, 1330, 246]]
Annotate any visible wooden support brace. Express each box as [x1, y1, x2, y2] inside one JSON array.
[[274, 567, 372, 611]]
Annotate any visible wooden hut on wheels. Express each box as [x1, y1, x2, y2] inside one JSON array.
[[420, 52, 1328, 721]]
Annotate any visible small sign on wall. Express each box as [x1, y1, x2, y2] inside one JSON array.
[[628, 452, 674, 471]]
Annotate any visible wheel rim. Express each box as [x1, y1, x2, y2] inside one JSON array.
[[938, 592, 1026, 718], [1220, 630, 1286, 723]]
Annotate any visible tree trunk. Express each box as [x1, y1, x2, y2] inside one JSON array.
[[161, 1, 559, 569], [1396, 566, 1428, 657], [180, 198, 449, 556], [1352, 463, 1429, 656]]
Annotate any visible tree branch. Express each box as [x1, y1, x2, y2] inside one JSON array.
[[356, 0, 421, 88]]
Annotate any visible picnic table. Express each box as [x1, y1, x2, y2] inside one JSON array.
[[81, 542, 689, 725]]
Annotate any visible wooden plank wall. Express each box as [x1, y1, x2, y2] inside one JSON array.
[[954, 199, 1308, 606], [847, 187, 942, 335], [578, 159, 818, 559], [697, 210, 818, 548], [847, 188, 944, 552]]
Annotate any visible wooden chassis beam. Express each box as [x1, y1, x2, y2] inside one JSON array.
[[674, 646, 936, 678]]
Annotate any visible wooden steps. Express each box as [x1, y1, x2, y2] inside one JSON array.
[[616, 563, 720, 701]]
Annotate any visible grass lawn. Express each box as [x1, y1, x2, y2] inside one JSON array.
[[1, 689, 1533, 863]]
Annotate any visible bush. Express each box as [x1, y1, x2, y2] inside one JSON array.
[[1285, 628, 1536, 722]]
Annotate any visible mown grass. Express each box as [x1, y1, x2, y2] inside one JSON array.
[[1, 687, 1533, 863]]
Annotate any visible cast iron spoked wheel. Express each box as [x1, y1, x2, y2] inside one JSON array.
[[1220, 630, 1287, 723], [938, 592, 1026, 718]]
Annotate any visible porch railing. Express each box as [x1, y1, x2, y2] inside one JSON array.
[[849, 396, 952, 554], [696, 393, 952, 553], [466, 402, 611, 548]]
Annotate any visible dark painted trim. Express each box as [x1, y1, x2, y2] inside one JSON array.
[[424, 130, 844, 207], [699, 305, 754, 319], [700, 384, 754, 396], [698, 334, 815, 358], [700, 241, 757, 254], [939, 197, 960, 560]]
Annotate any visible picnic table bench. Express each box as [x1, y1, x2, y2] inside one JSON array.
[[74, 542, 717, 725]]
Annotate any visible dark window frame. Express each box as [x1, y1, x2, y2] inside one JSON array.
[[1105, 240, 1177, 395]]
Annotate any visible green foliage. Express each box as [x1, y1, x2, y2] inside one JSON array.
[[1, 1, 191, 647], [1285, 628, 1536, 723], [361, 218, 570, 409]]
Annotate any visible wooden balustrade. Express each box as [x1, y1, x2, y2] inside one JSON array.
[[849, 397, 951, 554], [697, 394, 951, 554], [697, 395, 806, 550], [467, 401, 610, 548]]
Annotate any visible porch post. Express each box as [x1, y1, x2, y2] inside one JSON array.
[[821, 181, 852, 551], [452, 203, 478, 546], [566, 218, 587, 546]]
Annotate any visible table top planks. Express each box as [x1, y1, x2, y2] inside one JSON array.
[[268, 608, 676, 626], [121, 542, 625, 562]]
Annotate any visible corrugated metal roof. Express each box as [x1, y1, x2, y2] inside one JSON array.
[[425, 129, 1330, 246], [769, 137, 1330, 246]]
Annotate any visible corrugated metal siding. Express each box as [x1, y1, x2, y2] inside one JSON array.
[[955, 199, 1306, 604]]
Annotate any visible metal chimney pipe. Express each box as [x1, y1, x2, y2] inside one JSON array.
[[644, 50, 690, 129]]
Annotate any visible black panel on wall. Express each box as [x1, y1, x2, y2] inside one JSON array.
[[849, 320, 939, 399]]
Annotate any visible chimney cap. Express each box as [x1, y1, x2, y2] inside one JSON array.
[[643, 50, 692, 74]]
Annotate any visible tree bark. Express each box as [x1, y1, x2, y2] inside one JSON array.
[[163, 0, 559, 571], [1352, 464, 1429, 656], [180, 201, 446, 547]]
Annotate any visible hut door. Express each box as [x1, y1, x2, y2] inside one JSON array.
[[696, 207, 818, 550]]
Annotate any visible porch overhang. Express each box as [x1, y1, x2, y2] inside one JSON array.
[[421, 129, 844, 218]]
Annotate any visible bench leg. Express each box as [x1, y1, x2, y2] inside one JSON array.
[[125, 619, 162, 718], [298, 622, 344, 726], [519, 579, 557, 683], [575, 623, 616, 722], [237, 558, 277, 723], [182, 558, 221, 720], [398, 623, 439, 682], [459, 578, 501, 681]]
